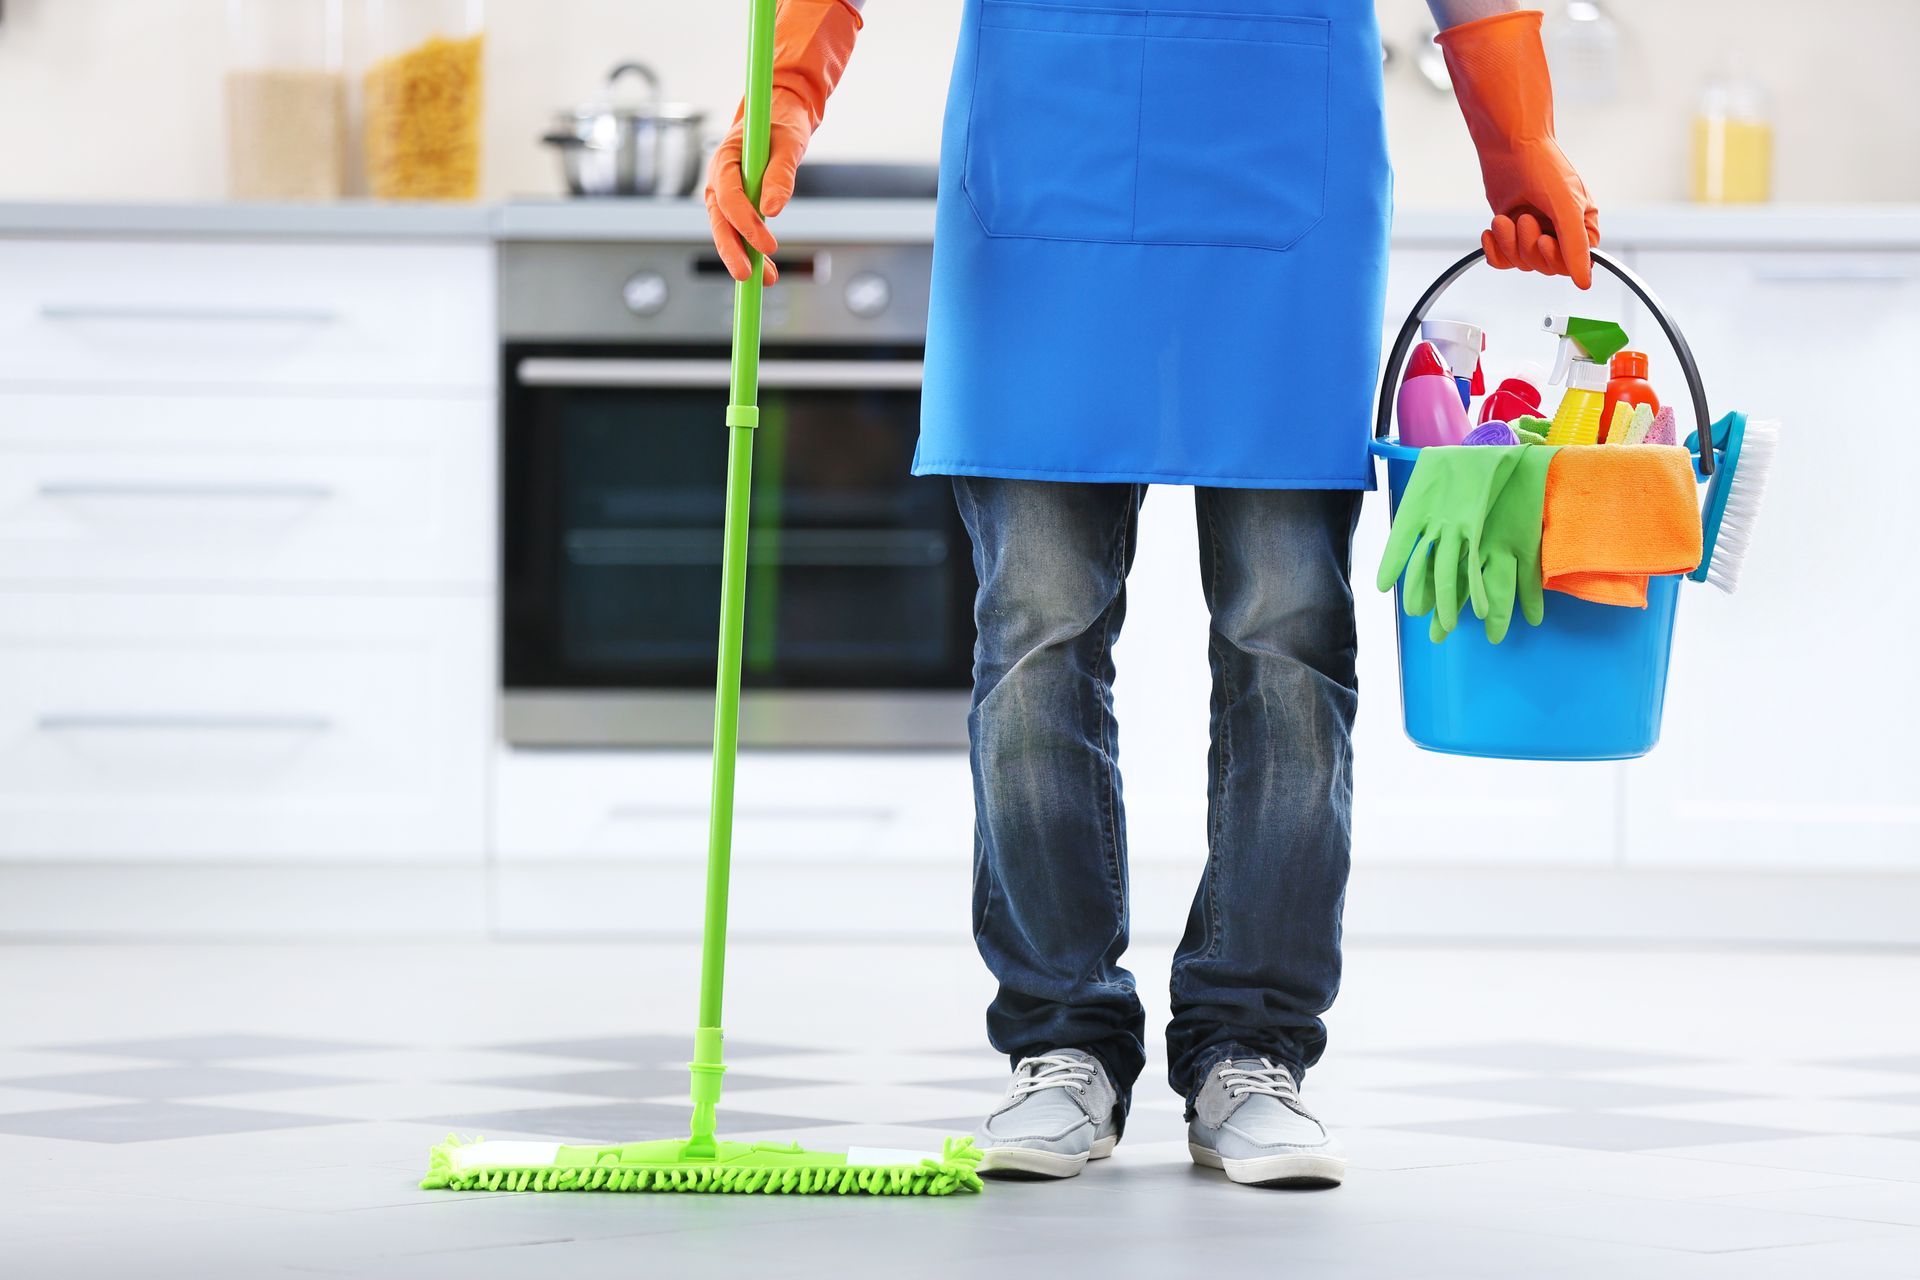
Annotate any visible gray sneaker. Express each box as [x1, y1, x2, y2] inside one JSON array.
[[973, 1049, 1121, 1178], [1187, 1057, 1346, 1187]]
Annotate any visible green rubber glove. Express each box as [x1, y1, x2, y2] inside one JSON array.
[[1430, 443, 1559, 644], [1377, 446, 1522, 635]]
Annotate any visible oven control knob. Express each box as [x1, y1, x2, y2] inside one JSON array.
[[844, 271, 891, 319], [622, 270, 670, 317]]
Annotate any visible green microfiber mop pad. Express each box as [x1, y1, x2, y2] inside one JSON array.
[[423, 1135, 984, 1196]]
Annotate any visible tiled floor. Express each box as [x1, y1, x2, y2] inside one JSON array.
[[3, 940, 1920, 1277]]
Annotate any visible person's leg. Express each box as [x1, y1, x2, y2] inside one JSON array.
[[1167, 487, 1363, 1106], [952, 476, 1148, 1106]]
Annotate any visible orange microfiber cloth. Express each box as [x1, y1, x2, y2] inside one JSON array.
[[1541, 446, 1702, 607]]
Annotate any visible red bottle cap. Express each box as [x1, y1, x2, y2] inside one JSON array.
[[1405, 341, 1452, 381], [1611, 350, 1649, 379]]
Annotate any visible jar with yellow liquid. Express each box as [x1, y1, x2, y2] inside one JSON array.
[[1691, 75, 1772, 204]]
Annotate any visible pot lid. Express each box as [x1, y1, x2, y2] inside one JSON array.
[[561, 62, 705, 125]]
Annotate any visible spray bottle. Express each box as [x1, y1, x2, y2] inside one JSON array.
[[1542, 315, 1630, 446]]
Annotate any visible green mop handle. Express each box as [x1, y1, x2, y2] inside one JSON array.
[[688, 0, 778, 1158]]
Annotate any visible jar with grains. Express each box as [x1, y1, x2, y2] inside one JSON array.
[[362, 0, 486, 200], [225, 0, 348, 200]]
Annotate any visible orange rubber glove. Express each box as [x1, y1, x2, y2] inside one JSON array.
[[1437, 9, 1600, 290], [705, 0, 862, 284]]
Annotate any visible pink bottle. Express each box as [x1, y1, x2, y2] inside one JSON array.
[[1397, 342, 1472, 447]]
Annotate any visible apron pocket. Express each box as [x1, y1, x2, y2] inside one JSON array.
[[964, 1, 1145, 243], [1134, 12, 1331, 251]]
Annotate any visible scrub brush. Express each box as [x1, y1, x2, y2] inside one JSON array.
[[1688, 411, 1777, 594], [419, 0, 982, 1200]]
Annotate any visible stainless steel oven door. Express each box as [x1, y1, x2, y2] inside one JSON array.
[[501, 346, 973, 748]]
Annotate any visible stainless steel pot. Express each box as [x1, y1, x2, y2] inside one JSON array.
[[543, 63, 706, 198]]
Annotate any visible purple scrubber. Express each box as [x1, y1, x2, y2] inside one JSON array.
[[1462, 420, 1520, 447]]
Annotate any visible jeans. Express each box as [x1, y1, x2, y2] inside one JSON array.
[[953, 477, 1361, 1112]]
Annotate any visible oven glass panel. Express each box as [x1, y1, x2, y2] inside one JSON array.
[[505, 349, 973, 692]]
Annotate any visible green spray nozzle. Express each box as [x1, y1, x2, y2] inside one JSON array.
[[1544, 315, 1630, 384]]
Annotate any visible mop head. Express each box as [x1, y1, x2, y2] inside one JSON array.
[[422, 1135, 984, 1197]]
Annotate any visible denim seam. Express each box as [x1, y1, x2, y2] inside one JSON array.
[[1095, 490, 1133, 925], [1202, 495, 1233, 965]]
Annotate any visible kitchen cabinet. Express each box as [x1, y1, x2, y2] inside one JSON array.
[[0, 594, 490, 859], [0, 231, 496, 877], [0, 240, 492, 391], [1617, 249, 1920, 870], [0, 393, 493, 588]]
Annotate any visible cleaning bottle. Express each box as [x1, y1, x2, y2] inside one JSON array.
[[1600, 349, 1660, 442], [1420, 319, 1485, 411], [1542, 315, 1630, 447], [1480, 376, 1542, 426], [1396, 340, 1472, 447]]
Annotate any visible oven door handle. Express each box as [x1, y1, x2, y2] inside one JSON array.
[[514, 357, 924, 391]]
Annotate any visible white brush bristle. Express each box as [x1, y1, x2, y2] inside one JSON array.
[[1706, 418, 1777, 594]]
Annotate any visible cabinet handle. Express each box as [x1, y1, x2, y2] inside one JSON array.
[[1750, 266, 1912, 285], [37, 713, 334, 733], [37, 482, 336, 501], [39, 304, 340, 325]]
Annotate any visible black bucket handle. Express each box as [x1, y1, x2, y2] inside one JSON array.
[[1373, 248, 1715, 476]]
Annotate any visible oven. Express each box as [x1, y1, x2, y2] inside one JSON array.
[[498, 236, 973, 748]]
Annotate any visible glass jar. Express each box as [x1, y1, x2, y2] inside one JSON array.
[[361, 0, 487, 200], [225, 0, 348, 200], [1691, 74, 1773, 204]]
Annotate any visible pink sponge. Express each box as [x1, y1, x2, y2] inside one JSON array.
[[1646, 405, 1679, 447]]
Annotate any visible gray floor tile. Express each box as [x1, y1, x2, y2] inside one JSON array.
[[0, 1100, 345, 1143], [1397, 1111, 1802, 1152], [42, 1034, 387, 1061], [410, 1100, 840, 1143], [1386, 1076, 1754, 1110], [0, 1064, 360, 1099], [1360, 1042, 1707, 1072]]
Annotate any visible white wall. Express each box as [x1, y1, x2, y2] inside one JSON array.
[[1, 0, 1916, 207]]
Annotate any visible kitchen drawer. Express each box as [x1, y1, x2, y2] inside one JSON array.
[[0, 594, 491, 859], [492, 747, 973, 865], [0, 393, 494, 588], [0, 240, 493, 391]]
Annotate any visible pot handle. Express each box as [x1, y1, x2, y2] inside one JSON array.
[[606, 62, 663, 104]]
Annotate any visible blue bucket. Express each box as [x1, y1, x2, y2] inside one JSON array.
[[1372, 439, 1681, 761], [1373, 247, 1719, 762]]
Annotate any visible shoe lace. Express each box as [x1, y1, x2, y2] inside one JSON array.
[[1009, 1053, 1098, 1099], [1219, 1058, 1299, 1103]]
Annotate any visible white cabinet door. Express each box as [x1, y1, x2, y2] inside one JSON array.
[[1619, 249, 1920, 869], [0, 594, 491, 859], [0, 240, 493, 392], [0, 393, 494, 588]]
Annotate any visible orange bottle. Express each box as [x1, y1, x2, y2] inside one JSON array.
[[1599, 350, 1659, 443]]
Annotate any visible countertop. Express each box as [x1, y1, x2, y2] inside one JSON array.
[[4, 199, 1920, 249]]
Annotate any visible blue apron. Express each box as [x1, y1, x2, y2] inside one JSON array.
[[914, 0, 1392, 489]]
